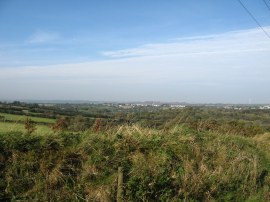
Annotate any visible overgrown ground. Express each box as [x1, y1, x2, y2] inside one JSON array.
[[1, 123, 270, 201]]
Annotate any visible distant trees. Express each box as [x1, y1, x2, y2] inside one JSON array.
[[12, 101, 22, 106], [69, 115, 90, 132], [51, 116, 93, 132]]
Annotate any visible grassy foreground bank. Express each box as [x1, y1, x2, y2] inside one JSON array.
[[1, 125, 270, 201]]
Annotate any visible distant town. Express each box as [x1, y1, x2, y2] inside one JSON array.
[[1, 100, 270, 111]]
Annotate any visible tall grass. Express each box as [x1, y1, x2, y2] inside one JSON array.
[[0, 124, 270, 201]]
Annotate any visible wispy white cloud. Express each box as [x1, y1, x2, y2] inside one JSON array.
[[1, 27, 270, 103], [27, 30, 60, 44], [102, 27, 270, 58]]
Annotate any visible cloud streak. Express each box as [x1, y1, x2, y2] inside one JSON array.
[[102, 28, 270, 58], [28, 30, 60, 44]]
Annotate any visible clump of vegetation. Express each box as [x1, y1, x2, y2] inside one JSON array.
[[189, 119, 265, 137], [0, 123, 270, 201], [24, 118, 36, 134]]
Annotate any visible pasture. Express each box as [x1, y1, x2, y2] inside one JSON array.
[[0, 112, 55, 124]]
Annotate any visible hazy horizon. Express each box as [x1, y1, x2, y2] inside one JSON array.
[[1, 99, 270, 105], [1, 0, 270, 103]]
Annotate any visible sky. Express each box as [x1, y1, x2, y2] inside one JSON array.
[[0, 0, 270, 103]]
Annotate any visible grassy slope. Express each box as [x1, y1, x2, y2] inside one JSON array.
[[0, 125, 270, 201]]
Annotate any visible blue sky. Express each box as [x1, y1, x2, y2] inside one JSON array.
[[0, 0, 270, 103]]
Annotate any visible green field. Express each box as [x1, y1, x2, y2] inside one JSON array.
[[0, 113, 55, 124], [0, 122, 53, 135]]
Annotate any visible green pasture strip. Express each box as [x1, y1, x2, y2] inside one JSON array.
[[0, 112, 55, 124], [0, 122, 52, 135], [0, 122, 25, 132]]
